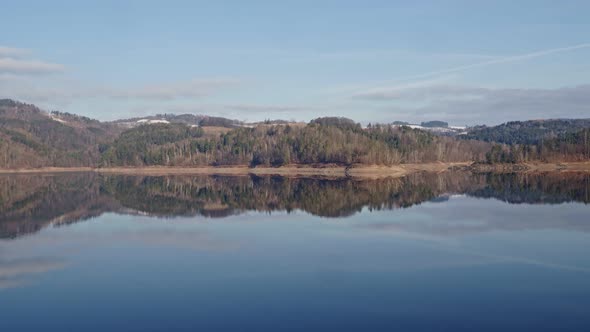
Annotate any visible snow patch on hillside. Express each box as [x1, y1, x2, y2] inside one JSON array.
[[50, 115, 68, 124], [392, 123, 467, 136], [137, 119, 170, 124]]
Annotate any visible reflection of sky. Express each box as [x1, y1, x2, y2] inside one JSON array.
[[1, 197, 590, 331], [0, 258, 66, 289], [360, 196, 590, 235]]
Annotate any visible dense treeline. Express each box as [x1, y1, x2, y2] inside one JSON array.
[[463, 119, 590, 145], [484, 128, 590, 163], [100, 124, 204, 166], [100, 116, 590, 167], [100, 120, 491, 167]]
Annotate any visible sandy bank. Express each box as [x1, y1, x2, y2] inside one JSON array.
[[0, 163, 466, 177], [469, 162, 590, 173], [1, 162, 589, 177]]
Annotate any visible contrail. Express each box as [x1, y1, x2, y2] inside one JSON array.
[[332, 42, 590, 95], [403, 43, 590, 81]]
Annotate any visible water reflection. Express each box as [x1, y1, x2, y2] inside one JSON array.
[[0, 258, 66, 290], [1, 172, 589, 239], [2, 172, 590, 331]]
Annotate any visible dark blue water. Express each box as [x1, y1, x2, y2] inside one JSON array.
[[1, 172, 590, 331]]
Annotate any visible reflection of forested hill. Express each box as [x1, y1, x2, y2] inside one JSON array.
[[1, 172, 589, 239], [0, 173, 120, 238], [101, 172, 486, 218], [0, 172, 485, 238], [469, 173, 590, 204]]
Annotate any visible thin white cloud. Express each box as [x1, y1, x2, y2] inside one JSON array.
[[349, 43, 590, 124], [401, 43, 590, 82], [119, 103, 316, 121], [371, 84, 590, 125], [0, 46, 30, 58], [110, 78, 240, 100], [352, 76, 457, 100], [0, 45, 64, 75], [355, 85, 487, 100], [0, 77, 241, 103], [344, 42, 590, 97], [0, 76, 94, 102], [0, 57, 64, 75], [181, 46, 499, 63], [224, 104, 309, 113]]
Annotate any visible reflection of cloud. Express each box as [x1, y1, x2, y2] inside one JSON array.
[[401, 240, 590, 274], [0, 279, 24, 289], [2, 223, 236, 252], [0, 258, 66, 290], [365, 217, 590, 236], [0, 221, 233, 289], [434, 241, 590, 274], [472, 251, 590, 273], [115, 228, 237, 251], [362, 197, 590, 236]]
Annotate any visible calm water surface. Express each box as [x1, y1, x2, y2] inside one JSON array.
[[1, 172, 590, 331]]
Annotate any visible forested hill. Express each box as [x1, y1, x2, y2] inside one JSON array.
[[1, 99, 590, 169], [100, 119, 491, 167], [0, 99, 123, 168], [462, 119, 590, 145]]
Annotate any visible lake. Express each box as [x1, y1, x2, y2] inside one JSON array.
[[1, 172, 590, 331]]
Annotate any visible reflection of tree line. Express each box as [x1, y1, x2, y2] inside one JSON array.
[[101, 173, 486, 218], [0, 173, 117, 238], [0, 172, 589, 239], [470, 173, 590, 204]]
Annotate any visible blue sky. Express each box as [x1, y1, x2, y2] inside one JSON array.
[[1, 0, 590, 125]]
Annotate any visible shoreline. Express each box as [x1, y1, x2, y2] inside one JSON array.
[[0, 163, 469, 178], [468, 161, 590, 173], [1, 162, 589, 177]]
